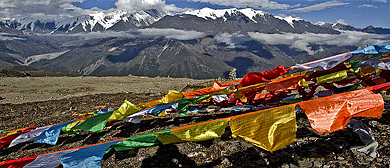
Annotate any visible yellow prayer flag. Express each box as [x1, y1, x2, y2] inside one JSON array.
[[298, 78, 309, 87], [316, 70, 348, 84], [64, 120, 84, 132], [108, 100, 142, 121], [139, 90, 184, 109], [229, 105, 296, 152], [156, 118, 229, 145], [359, 66, 376, 77], [160, 90, 184, 104], [376, 69, 381, 76]]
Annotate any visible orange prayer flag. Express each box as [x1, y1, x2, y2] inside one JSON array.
[[183, 81, 228, 99], [298, 89, 383, 133], [265, 75, 305, 92]]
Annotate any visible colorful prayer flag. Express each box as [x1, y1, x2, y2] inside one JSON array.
[[229, 105, 297, 152], [298, 89, 383, 133], [156, 119, 229, 145]]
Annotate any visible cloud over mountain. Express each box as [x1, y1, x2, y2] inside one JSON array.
[[290, 1, 350, 13], [115, 0, 187, 12], [185, 0, 291, 10], [51, 28, 206, 40], [0, 0, 101, 20], [248, 31, 390, 54]]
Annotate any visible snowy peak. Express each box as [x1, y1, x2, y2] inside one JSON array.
[[183, 7, 267, 22], [275, 15, 302, 28], [0, 9, 168, 33]]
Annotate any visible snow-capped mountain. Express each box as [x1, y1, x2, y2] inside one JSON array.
[[183, 8, 266, 22], [0, 9, 168, 33], [151, 7, 340, 34], [183, 8, 305, 28]]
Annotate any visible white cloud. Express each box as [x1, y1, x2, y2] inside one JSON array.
[[0, 0, 100, 20], [358, 4, 378, 8], [248, 31, 390, 54], [290, 1, 350, 13], [186, 0, 291, 10], [214, 33, 252, 48], [0, 33, 26, 40], [48, 28, 206, 40], [138, 28, 206, 40], [115, 0, 188, 13], [372, 0, 387, 2], [336, 19, 348, 25]]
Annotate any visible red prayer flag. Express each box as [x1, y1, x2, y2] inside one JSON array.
[[238, 65, 288, 88], [0, 126, 35, 148], [0, 155, 38, 168]]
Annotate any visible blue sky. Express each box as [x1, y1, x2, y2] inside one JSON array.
[[72, 0, 390, 28]]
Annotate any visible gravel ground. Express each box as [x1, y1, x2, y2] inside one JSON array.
[[0, 77, 389, 168], [0, 76, 212, 104]]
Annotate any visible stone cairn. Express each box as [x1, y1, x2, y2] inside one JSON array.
[[229, 68, 236, 80]]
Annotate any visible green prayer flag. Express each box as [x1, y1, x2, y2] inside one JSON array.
[[72, 111, 113, 133], [111, 129, 172, 152], [61, 125, 79, 135], [177, 99, 189, 115], [177, 97, 199, 115]]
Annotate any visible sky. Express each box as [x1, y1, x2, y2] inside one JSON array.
[[0, 0, 389, 28]]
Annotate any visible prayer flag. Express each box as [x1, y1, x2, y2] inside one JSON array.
[[298, 89, 383, 133], [229, 105, 297, 152], [111, 129, 172, 152], [72, 111, 113, 133], [61, 140, 120, 168], [316, 70, 348, 84], [34, 121, 73, 145], [108, 100, 141, 121], [156, 119, 229, 145]]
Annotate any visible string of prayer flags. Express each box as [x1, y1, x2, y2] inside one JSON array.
[[298, 89, 383, 133], [229, 105, 297, 152], [156, 118, 229, 145]]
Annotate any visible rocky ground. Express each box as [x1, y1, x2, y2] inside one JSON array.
[[0, 76, 389, 168]]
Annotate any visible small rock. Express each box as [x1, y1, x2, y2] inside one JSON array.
[[280, 163, 289, 168], [289, 163, 299, 168], [187, 152, 206, 158], [313, 161, 322, 167], [323, 165, 330, 168], [298, 160, 313, 167], [221, 158, 231, 166]]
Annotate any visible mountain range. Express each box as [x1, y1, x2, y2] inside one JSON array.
[[0, 8, 389, 78]]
